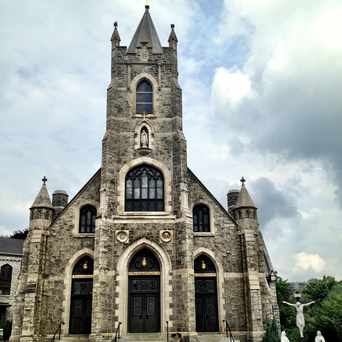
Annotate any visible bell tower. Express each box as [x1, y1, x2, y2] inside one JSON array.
[[92, 6, 195, 337], [100, 5, 187, 219]]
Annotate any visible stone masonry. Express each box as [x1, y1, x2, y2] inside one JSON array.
[[10, 6, 279, 342]]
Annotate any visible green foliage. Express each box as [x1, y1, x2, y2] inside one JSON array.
[[276, 275, 342, 342], [262, 319, 279, 342], [303, 276, 336, 301]]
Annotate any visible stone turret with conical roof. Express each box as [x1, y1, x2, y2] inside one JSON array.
[[11, 177, 54, 340], [233, 177, 258, 225], [128, 5, 163, 54], [233, 177, 264, 338], [30, 176, 54, 222]]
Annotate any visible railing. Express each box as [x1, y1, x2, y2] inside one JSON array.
[[166, 321, 169, 342], [113, 322, 122, 342], [51, 322, 63, 342], [223, 320, 235, 342]]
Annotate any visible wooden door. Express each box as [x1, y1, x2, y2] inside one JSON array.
[[195, 277, 219, 332], [128, 276, 160, 333], [69, 279, 93, 334]]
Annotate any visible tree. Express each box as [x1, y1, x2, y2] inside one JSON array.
[[10, 228, 28, 240], [308, 283, 342, 341], [303, 276, 336, 302], [263, 319, 279, 342]]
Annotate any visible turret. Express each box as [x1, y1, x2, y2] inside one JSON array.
[[227, 189, 239, 215], [52, 190, 69, 216], [233, 177, 257, 224], [30, 176, 54, 224]]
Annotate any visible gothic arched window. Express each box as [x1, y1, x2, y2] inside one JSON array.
[[0, 264, 12, 295], [79, 205, 96, 233], [125, 165, 164, 212], [136, 79, 153, 114], [193, 204, 210, 232]]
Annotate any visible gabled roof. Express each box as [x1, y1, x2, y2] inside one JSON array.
[[52, 169, 101, 223], [188, 168, 237, 224], [128, 6, 163, 54], [0, 238, 24, 256], [31, 183, 53, 209]]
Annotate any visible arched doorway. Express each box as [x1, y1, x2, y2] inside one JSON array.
[[69, 255, 93, 334], [128, 248, 160, 333], [194, 255, 219, 332]]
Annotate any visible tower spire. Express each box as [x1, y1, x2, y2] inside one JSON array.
[[128, 5, 162, 54]]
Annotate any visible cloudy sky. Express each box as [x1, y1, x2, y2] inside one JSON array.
[[1, 0, 342, 281]]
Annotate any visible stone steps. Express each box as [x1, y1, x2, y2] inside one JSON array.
[[120, 333, 238, 342], [197, 334, 235, 342], [120, 333, 165, 341]]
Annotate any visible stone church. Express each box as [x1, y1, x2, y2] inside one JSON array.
[[11, 6, 279, 342]]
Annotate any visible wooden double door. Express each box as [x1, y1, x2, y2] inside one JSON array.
[[195, 277, 219, 332], [128, 276, 160, 333]]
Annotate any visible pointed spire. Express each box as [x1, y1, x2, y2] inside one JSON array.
[[31, 177, 53, 209], [128, 5, 163, 54], [111, 21, 121, 48], [236, 177, 256, 208], [168, 24, 178, 49]]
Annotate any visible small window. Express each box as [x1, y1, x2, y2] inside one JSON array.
[[0, 264, 12, 295], [136, 80, 153, 114], [79, 205, 96, 233], [125, 164, 164, 212], [193, 204, 210, 232]]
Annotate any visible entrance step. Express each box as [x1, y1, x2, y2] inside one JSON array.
[[60, 336, 89, 342], [197, 334, 239, 342], [120, 333, 165, 342]]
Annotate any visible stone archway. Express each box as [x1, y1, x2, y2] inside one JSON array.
[[116, 238, 172, 335]]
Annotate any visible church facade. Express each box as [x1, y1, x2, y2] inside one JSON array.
[[11, 6, 279, 342]]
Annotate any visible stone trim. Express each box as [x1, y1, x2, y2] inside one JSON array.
[[116, 238, 173, 335], [62, 248, 94, 336], [116, 157, 172, 215], [193, 248, 226, 333], [73, 200, 99, 237]]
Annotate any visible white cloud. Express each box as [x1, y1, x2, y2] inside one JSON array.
[[212, 67, 254, 109], [294, 252, 326, 274]]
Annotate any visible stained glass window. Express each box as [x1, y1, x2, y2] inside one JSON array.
[[125, 165, 164, 212]]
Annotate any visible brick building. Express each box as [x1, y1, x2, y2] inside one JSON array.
[[11, 6, 279, 342]]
